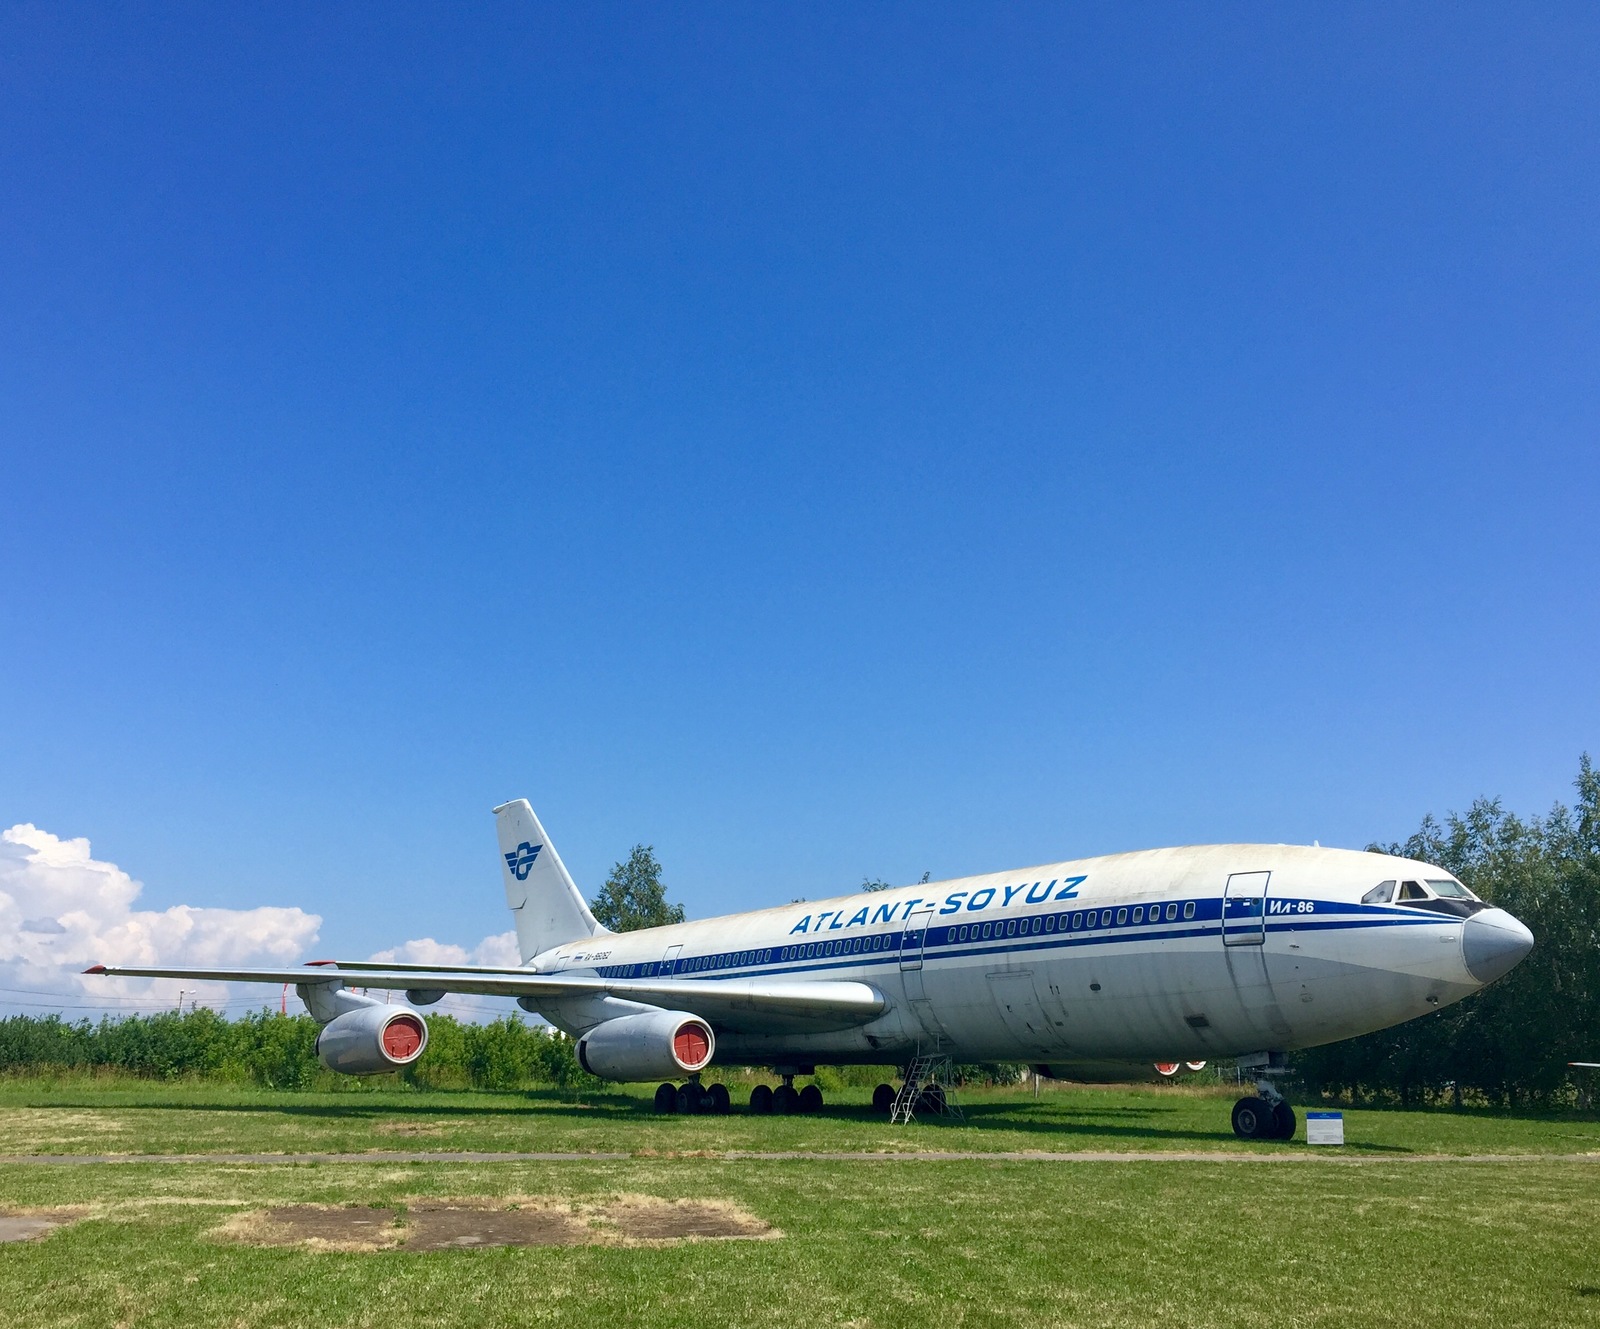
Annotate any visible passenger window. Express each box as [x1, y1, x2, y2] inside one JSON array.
[[1362, 881, 1396, 904], [1116, 908, 1127, 925], [1046, 915, 1056, 932], [1183, 901, 1195, 920], [1132, 906, 1143, 923], [1072, 912, 1082, 929], [1165, 903, 1177, 921], [1399, 881, 1428, 901], [1007, 919, 1017, 936]]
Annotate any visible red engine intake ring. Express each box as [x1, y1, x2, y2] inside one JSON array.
[[672, 1020, 713, 1072], [381, 1012, 427, 1063]]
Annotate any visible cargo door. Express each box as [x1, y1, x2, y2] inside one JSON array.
[[987, 971, 1056, 1054]]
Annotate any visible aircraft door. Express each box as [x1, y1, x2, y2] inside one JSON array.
[[660, 944, 683, 976], [1222, 872, 1270, 946], [899, 909, 932, 984], [900, 907, 949, 1042]]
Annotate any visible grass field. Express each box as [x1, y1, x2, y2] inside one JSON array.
[[2, 1080, 1599, 1327]]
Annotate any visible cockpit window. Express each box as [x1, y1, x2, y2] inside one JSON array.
[[1428, 879, 1477, 900], [1398, 881, 1428, 901], [1362, 880, 1396, 904]]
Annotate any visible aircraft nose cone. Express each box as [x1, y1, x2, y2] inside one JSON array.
[[1462, 908, 1534, 984]]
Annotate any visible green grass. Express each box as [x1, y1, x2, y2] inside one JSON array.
[[3, 1080, 1599, 1326], [2, 1155, 1599, 1327], [1, 1076, 1598, 1157]]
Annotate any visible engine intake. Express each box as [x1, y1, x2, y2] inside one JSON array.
[[316, 1004, 429, 1075], [576, 1010, 714, 1082]]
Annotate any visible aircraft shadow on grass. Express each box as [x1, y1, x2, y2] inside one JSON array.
[[36, 1092, 1411, 1149]]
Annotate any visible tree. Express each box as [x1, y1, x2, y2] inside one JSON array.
[[862, 871, 931, 892], [1297, 754, 1600, 1108], [591, 844, 685, 931]]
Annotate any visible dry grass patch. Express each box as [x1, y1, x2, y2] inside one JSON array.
[[210, 1194, 777, 1252], [602, 1194, 776, 1243], [214, 1204, 403, 1252], [372, 1119, 466, 1138]]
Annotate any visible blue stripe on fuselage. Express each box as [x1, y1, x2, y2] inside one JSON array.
[[576, 900, 1448, 983]]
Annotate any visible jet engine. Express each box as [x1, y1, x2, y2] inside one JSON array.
[[316, 1004, 429, 1075], [576, 1010, 714, 1082]]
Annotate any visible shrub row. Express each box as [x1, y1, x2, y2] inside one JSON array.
[[0, 1008, 596, 1092]]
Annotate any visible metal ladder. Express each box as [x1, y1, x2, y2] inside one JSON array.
[[890, 1053, 941, 1125]]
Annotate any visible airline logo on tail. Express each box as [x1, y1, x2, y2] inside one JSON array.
[[504, 842, 543, 881]]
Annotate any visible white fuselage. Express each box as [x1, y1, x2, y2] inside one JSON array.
[[528, 843, 1525, 1067]]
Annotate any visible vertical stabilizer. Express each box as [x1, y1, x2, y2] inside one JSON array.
[[493, 800, 608, 962]]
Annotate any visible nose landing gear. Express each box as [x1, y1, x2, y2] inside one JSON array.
[[1231, 1055, 1297, 1140]]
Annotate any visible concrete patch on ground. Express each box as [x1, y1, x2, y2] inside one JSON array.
[[212, 1195, 777, 1252], [0, 1207, 89, 1243], [403, 1200, 589, 1250]]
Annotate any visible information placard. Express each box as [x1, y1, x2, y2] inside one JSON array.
[[1305, 1110, 1344, 1145]]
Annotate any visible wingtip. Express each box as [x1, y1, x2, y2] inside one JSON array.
[[83, 964, 106, 975]]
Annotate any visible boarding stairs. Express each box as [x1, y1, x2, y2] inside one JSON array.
[[890, 1053, 963, 1124]]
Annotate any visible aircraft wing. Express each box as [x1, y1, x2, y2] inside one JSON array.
[[84, 963, 884, 1034]]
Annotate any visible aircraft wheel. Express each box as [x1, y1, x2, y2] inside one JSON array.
[[917, 1083, 946, 1116], [1272, 1100, 1296, 1141], [1231, 1096, 1274, 1139], [654, 1082, 678, 1113], [749, 1084, 773, 1114], [709, 1083, 731, 1115], [675, 1084, 698, 1115], [798, 1084, 824, 1114], [773, 1084, 800, 1115], [872, 1083, 895, 1113]]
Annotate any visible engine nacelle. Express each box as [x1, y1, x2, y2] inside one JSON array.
[[316, 1004, 429, 1075], [575, 1010, 714, 1082]]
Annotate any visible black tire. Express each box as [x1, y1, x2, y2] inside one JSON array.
[[1272, 1100, 1296, 1141], [773, 1084, 800, 1115], [749, 1084, 773, 1114], [654, 1082, 678, 1113], [872, 1083, 895, 1113], [798, 1084, 824, 1114], [675, 1085, 698, 1115], [709, 1083, 731, 1115], [916, 1082, 946, 1116], [1231, 1096, 1273, 1139]]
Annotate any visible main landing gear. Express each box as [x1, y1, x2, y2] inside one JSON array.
[[653, 1077, 731, 1115], [1231, 1056, 1297, 1140], [748, 1074, 824, 1114]]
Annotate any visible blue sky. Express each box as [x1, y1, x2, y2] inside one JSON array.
[[2, 4, 1597, 994]]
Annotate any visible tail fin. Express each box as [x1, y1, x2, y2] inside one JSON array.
[[493, 800, 608, 963]]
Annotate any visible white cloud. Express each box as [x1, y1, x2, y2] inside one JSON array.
[[366, 931, 527, 1022], [0, 823, 321, 1016], [0, 824, 526, 1024]]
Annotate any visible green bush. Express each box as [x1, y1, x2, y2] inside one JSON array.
[[0, 1008, 597, 1093]]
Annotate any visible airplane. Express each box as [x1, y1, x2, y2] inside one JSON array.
[[88, 798, 1535, 1139]]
